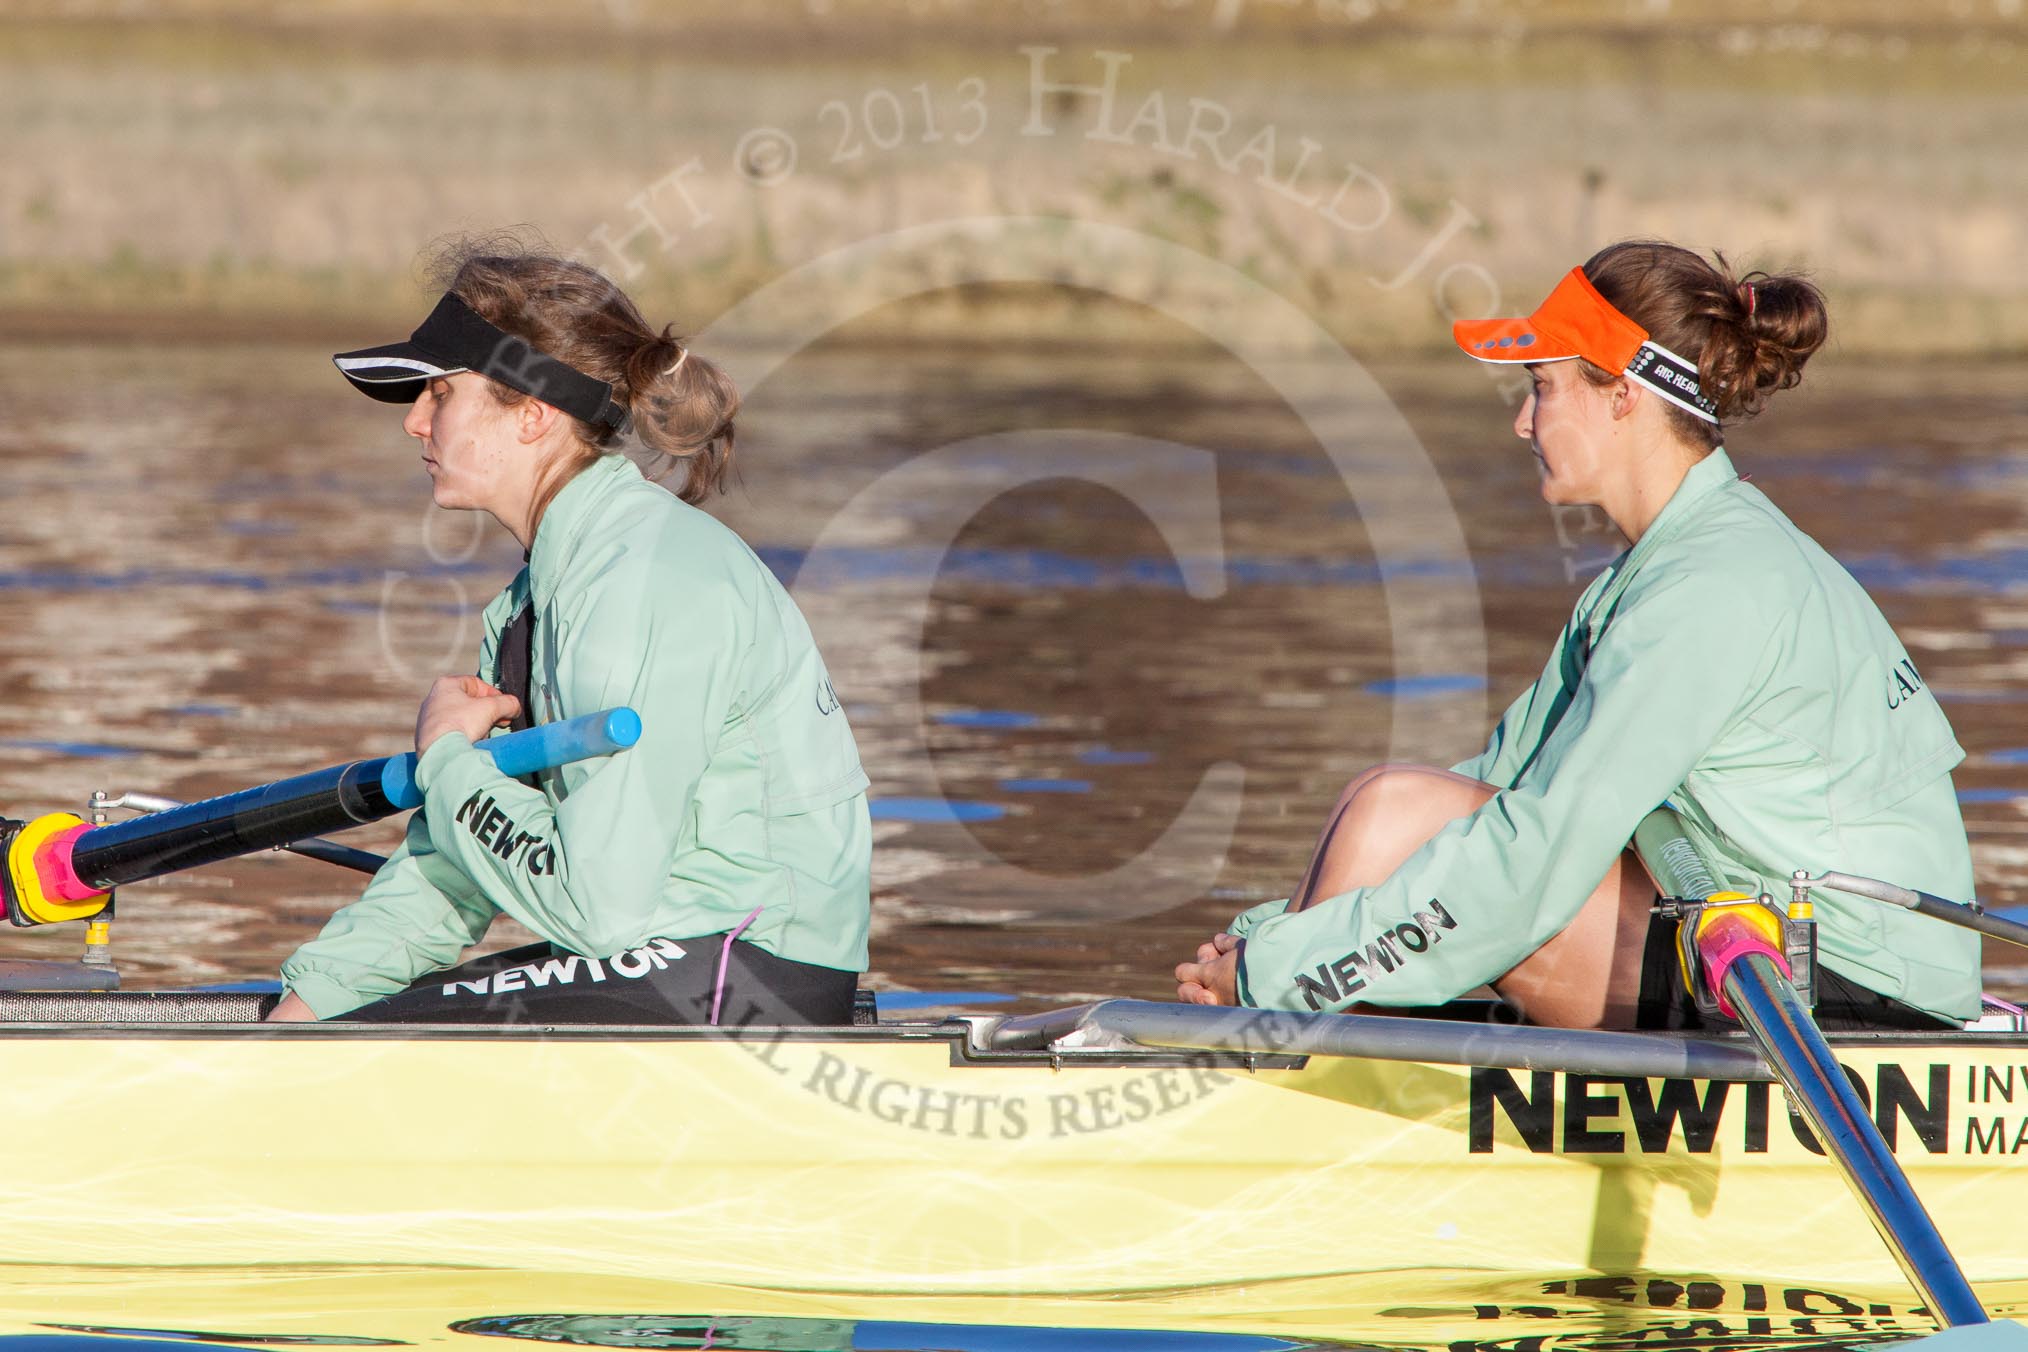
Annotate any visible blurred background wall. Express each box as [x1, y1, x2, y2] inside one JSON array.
[[2, 0, 2023, 355]]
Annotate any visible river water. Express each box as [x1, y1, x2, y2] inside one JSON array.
[[0, 337, 2024, 1004]]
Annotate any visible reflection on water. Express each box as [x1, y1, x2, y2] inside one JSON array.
[[451, 1311, 1353, 1350], [0, 338, 2023, 1001], [20, 1269, 2025, 1352]]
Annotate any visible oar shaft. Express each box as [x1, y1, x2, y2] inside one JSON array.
[[1637, 807, 1991, 1326], [1721, 952, 1988, 1327], [49, 708, 643, 898], [69, 760, 397, 892]]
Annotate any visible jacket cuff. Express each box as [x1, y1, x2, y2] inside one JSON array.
[[282, 970, 369, 1021], [1225, 896, 1291, 941], [1232, 937, 1255, 1007], [415, 730, 481, 794]]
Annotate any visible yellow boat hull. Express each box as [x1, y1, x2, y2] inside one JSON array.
[[4, 1018, 2026, 1305]]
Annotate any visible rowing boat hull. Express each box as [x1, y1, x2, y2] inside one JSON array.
[[5, 1016, 2026, 1301]]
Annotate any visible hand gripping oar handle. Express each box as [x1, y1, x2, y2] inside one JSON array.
[[2, 708, 640, 921], [378, 707, 642, 810]]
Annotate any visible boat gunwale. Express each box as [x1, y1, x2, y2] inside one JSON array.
[[0, 1013, 1312, 1071], [0, 997, 2023, 1082], [979, 998, 2028, 1082]]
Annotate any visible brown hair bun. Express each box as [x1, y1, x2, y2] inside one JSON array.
[[1580, 239, 1829, 447]]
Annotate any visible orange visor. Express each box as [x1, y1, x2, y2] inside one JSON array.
[[1453, 266, 1720, 423], [1452, 267, 1648, 371]]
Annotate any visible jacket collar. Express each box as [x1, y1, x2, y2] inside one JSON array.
[[1584, 447, 1738, 631], [1614, 446, 1739, 575], [527, 453, 640, 611], [1637, 446, 1737, 549]]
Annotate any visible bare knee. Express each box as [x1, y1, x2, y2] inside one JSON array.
[[1331, 762, 1455, 815], [1330, 763, 1400, 814], [1336, 764, 1492, 829], [1300, 764, 1494, 906]]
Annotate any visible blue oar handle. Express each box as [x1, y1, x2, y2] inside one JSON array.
[[378, 707, 643, 810]]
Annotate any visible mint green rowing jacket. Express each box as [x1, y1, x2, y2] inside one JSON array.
[[282, 454, 872, 1019], [1229, 448, 1979, 1023]]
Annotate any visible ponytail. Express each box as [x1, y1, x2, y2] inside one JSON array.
[[423, 232, 742, 524], [621, 325, 741, 506]]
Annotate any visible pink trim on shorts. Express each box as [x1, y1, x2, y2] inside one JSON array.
[[709, 907, 763, 1027]]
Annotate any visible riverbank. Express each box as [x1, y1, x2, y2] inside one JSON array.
[[3, 2, 2025, 354]]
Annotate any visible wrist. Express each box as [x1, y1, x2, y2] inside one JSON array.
[[416, 720, 476, 756], [279, 972, 361, 1021], [415, 730, 475, 794]]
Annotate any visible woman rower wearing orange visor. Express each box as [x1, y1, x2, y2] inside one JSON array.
[[1176, 239, 1978, 1031]]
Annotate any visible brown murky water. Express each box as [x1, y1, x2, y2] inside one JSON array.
[[1, 332, 2024, 1005]]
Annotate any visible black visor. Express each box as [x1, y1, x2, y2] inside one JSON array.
[[332, 293, 631, 436]]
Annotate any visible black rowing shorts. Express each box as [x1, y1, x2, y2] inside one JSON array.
[[335, 937, 857, 1026], [1635, 916, 1955, 1032]]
